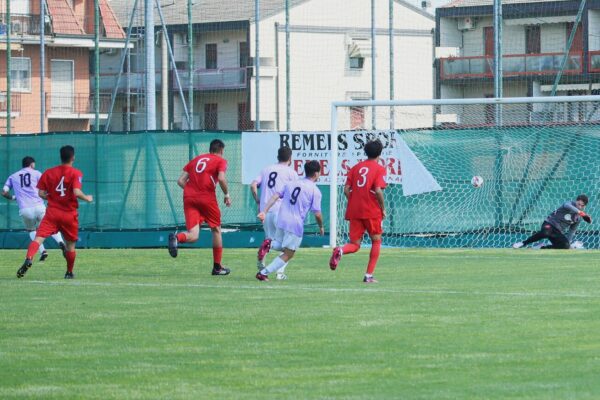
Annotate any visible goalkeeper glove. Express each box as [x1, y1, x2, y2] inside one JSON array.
[[579, 211, 592, 224]]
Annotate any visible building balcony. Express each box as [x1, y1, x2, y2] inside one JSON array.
[[46, 93, 111, 119], [0, 92, 21, 117], [97, 72, 162, 93], [173, 67, 248, 91], [588, 50, 600, 72], [0, 14, 51, 36], [440, 52, 583, 80]]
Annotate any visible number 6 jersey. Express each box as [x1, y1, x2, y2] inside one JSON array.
[[37, 165, 83, 212], [345, 159, 387, 220], [183, 153, 228, 200]]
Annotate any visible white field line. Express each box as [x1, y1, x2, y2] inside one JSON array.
[[5, 279, 600, 299]]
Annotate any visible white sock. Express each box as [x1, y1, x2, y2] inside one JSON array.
[[52, 232, 64, 245], [29, 231, 45, 254], [276, 262, 288, 275], [261, 256, 287, 275], [271, 240, 283, 251]]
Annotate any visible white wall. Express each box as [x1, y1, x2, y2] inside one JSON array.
[[253, 0, 435, 130], [541, 23, 567, 53]]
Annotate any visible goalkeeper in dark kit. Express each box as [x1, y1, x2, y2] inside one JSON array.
[[513, 194, 592, 249]]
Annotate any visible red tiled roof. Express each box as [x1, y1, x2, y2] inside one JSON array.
[[46, 0, 85, 35], [99, 0, 126, 39]]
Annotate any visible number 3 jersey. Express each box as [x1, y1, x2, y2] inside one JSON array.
[[276, 178, 322, 237], [37, 165, 83, 212], [253, 163, 298, 214], [4, 167, 44, 210], [345, 159, 387, 220], [183, 153, 228, 201]]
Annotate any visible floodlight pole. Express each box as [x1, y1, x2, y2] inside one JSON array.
[[145, 0, 156, 130], [371, 0, 376, 129], [389, 0, 394, 129], [40, 0, 46, 133], [188, 0, 194, 129], [255, 0, 261, 130], [493, 0, 502, 126]]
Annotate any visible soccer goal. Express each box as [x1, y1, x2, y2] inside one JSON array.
[[329, 96, 600, 249]]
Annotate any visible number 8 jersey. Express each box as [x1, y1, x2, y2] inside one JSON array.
[[345, 159, 387, 220], [37, 165, 84, 212], [253, 163, 298, 213]]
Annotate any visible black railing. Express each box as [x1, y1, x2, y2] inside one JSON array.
[[0, 14, 50, 36]]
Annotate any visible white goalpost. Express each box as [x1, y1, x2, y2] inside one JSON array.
[[329, 95, 600, 249]]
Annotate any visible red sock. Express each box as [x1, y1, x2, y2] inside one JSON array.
[[342, 243, 360, 254], [65, 251, 76, 273], [26, 241, 40, 260], [213, 247, 223, 265], [366, 240, 381, 275], [176, 233, 187, 243]]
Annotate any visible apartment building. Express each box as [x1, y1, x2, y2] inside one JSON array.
[[436, 0, 600, 124], [0, 0, 127, 134], [104, 0, 435, 132]]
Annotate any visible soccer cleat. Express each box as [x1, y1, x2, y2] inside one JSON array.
[[329, 247, 343, 270], [276, 273, 288, 280], [363, 276, 378, 284], [59, 242, 67, 259], [64, 271, 75, 279], [212, 266, 231, 276], [17, 259, 33, 279], [255, 272, 269, 281], [168, 233, 178, 258], [512, 241, 524, 249], [257, 239, 272, 262], [39, 251, 49, 262]]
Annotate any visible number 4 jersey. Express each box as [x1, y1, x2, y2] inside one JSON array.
[[4, 167, 44, 210], [253, 163, 298, 214], [345, 159, 387, 220], [37, 165, 83, 212]]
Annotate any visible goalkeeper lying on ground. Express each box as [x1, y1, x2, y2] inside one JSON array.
[[513, 194, 591, 250]]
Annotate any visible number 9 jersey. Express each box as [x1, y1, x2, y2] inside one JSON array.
[[344, 159, 387, 220], [183, 153, 228, 200], [37, 165, 83, 212]]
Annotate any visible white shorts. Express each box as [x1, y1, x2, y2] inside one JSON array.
[[19, 204, 46, 231], [274, 228, 303, 251], [263, 211, 278, 240]]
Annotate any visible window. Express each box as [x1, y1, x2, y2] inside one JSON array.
[[350, 106, 365, 130], [239, 42, 249, 68], [349, 57, 364, 69], [11, 57, 31, 92], [204, 103, 218, 130], [206, 43, 217, 70], [238, 102, 253, 130], [525, 26, 541, 54]]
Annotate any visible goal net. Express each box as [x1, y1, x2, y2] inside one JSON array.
[[330, 96, 600, 249]]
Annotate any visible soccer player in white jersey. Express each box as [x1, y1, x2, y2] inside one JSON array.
[[256, 160, 324, 281], [2, 156, 66, 261], [250, 146, 298, 277]]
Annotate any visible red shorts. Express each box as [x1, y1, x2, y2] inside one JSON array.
[[183, 197, 221, 230], [349, 218, 383, 242], [36, 207, 79, 242]]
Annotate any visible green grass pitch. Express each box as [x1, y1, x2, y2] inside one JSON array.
[[1, 248, 600, 399]]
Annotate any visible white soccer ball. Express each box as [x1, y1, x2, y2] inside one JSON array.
[[571, 241, 585, 250], [471, 176, 484, 188]]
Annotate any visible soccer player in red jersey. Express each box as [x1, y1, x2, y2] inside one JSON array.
[[168, 139, 232, 276], [329, 140, 387, 283], [17, 146, 93, 279]]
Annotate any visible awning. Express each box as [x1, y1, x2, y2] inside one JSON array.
[[505, 16, 575, 26]]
